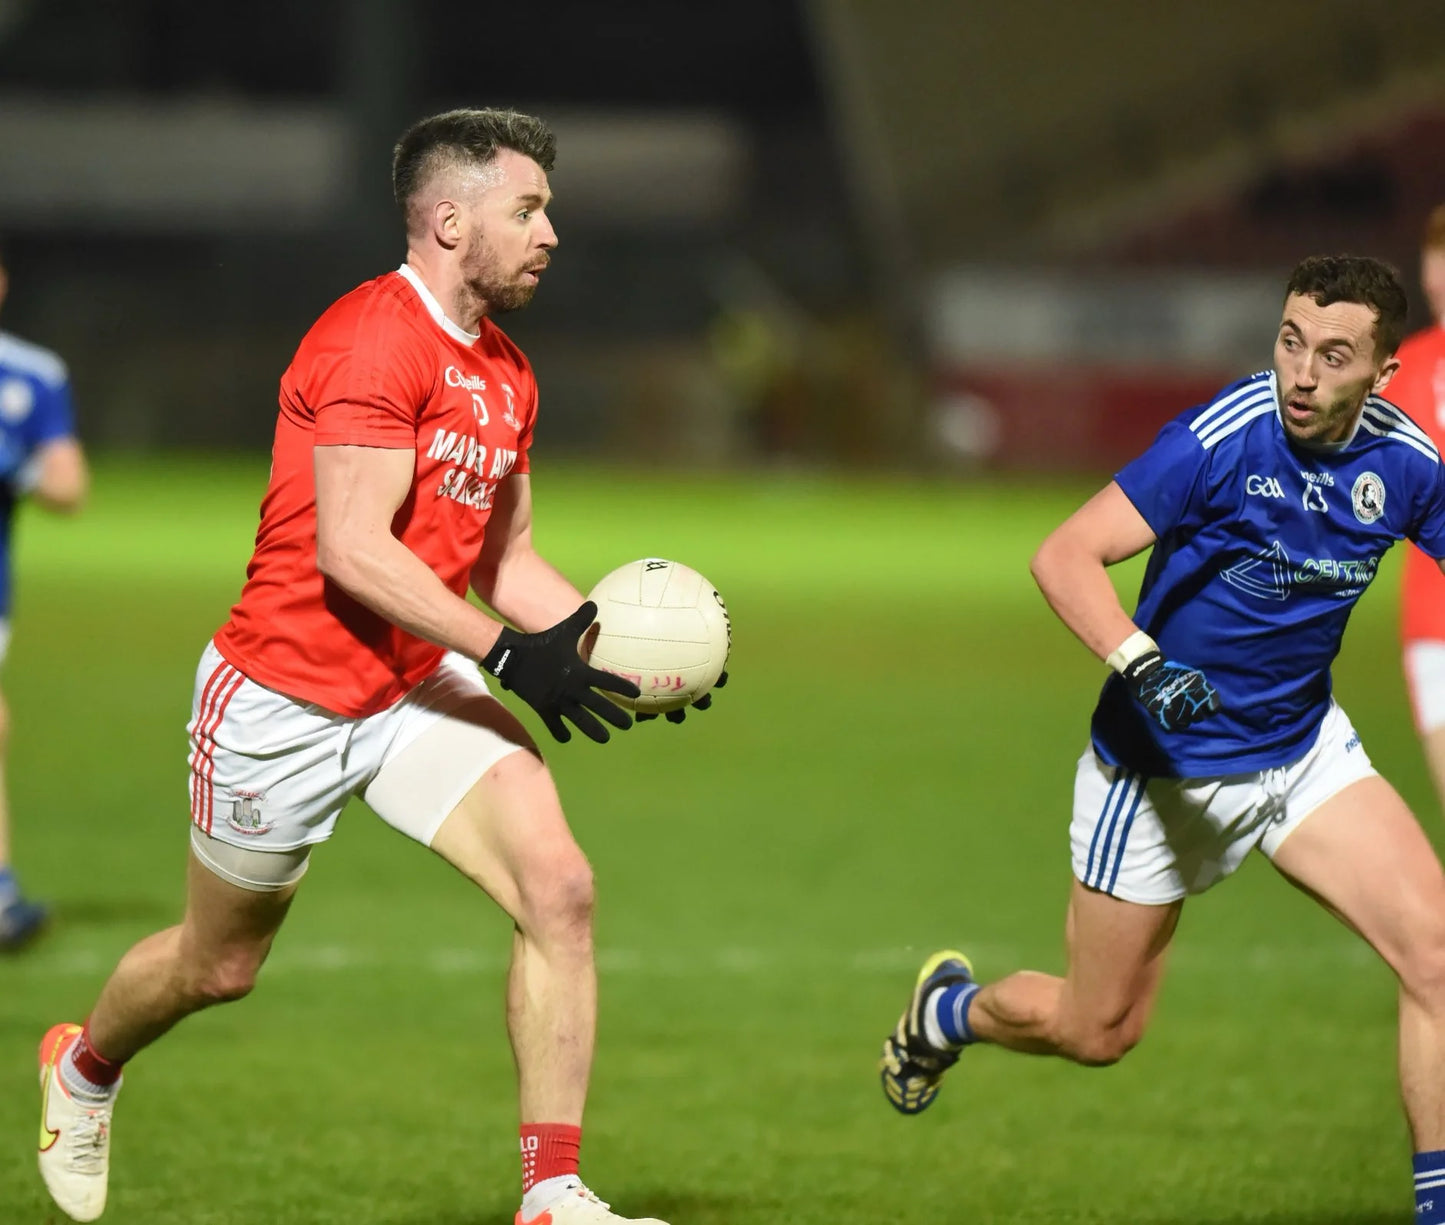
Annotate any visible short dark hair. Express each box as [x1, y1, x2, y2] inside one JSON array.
[[392, 108, 557, 229], [1284, 254, 1408, 357]]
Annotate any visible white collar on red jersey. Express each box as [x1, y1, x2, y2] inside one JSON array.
[[395, 264, 481, 347]]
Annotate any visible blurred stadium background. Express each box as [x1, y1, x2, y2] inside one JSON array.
[[4, 3, 1445, 1223], [6, 0, 1444, 470]]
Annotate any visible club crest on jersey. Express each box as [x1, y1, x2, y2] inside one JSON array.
[[227, 790, 273, 837], [0, 378, 34, 423], [1351, 471, 1385, 524], [499, 382, 521, 430]]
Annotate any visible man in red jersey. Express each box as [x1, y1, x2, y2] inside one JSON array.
[[35, 109, 683, 1225], [1398, 205, 1445, 813]]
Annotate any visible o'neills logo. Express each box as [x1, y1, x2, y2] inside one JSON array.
[[445, 366, 486, 391]]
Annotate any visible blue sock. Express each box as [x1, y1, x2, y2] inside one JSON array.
[[930, 981, 981, 1047], [1415, 1150, 1445, 1224], [0, 867, 16, 906]]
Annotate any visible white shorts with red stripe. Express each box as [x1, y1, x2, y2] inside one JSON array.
[[187, 640, 527, 852], [1069, 701, 1377, 904]]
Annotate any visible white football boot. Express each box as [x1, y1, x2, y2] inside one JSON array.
[[37, 1022, 116, 1222], [515, 1183, 669, 1225]]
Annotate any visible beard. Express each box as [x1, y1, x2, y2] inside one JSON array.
[[1278, 384, 1366, 446], [460, 232, 539, 315]]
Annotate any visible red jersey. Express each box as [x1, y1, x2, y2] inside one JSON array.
[[1396, 323, 1445, 642], [214, 265, 537, 716]]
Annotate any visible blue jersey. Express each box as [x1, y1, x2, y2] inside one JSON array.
[[0, 331, 76, 616], [1092, 370, 1445, 777]]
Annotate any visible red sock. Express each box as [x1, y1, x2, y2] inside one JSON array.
[[519, 1122, 581, 1193], [69, 1023, 124, 1087]]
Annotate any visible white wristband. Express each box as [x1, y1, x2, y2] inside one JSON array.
[[1105, 630, 1157, 674]]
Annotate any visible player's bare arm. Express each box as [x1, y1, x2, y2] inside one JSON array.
[[1033, 480, 1219, 733], [314, 446, 635, 743], [314, 442, 506, 661], [25, 437, 86, 513], [1030, 480, 1156, 661], [470, 473, 584, 633]]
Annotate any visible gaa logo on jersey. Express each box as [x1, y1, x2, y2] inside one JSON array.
[[1351, 471, 1385, 524]]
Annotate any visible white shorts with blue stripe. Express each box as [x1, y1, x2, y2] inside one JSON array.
[[1069, 701, 1377, 904]]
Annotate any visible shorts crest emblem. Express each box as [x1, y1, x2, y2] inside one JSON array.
[[227, 790, 273, 836]]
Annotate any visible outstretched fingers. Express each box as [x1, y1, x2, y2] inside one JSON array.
[[585, 665, 641, 701], [579, 688, 632, 733], [562, 700, 613, 743]]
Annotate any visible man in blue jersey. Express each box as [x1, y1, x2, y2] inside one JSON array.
[[0, 244, 88, 950], [880, 254, 1445, 1222]]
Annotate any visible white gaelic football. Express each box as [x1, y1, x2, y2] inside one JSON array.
[[587, 559, 731, 713]]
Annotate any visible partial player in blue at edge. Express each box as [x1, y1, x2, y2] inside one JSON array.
[[879, 254, 1445, 1223], [0, 242, 89, 951]]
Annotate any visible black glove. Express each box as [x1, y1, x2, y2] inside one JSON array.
[[637, 670, 728, 724], [1120, 651, 1220, 732], [481, 602, 640, 744]]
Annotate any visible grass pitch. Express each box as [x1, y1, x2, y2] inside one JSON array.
[[0, 456, 1432, 1224]]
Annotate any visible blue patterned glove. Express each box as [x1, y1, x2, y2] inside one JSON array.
[[1120, 650, 1221, 732]]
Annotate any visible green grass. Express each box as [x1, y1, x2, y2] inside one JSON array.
[[0, 456, 1434, 1223]]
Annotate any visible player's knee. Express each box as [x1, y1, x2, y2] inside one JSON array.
[[519, 852, 595, 945], [1066, 1017, 1145, 1067], [1399, 932, 1445, 1012], [183, 952, 262, 1006]]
